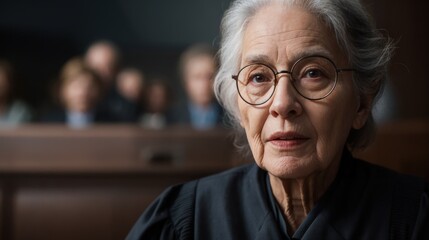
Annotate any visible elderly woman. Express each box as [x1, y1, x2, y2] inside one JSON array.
[[127, 0, 428, 239]]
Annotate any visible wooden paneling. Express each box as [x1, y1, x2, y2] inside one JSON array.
[[10, 175, 194, 240], [0, 125, 238, 240], [0, 125, 237, 173]]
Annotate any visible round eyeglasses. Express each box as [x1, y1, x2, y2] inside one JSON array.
[[232, 55, 355, 105]]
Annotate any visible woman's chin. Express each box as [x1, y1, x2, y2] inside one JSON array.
[[260, 156, 316, 180]]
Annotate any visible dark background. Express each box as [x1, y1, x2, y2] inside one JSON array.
[[0, 0, 428, 120], [0, 0, 232, 112]]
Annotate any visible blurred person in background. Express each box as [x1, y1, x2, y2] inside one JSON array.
[[140, 78, 172, 129], [110, 67, 146, 122], [0, 59, 32, 126], [84, 40, 120, 88], [173, 43, 224, 129], [41, 57, 109, 128], [84, 40, 123, 122]]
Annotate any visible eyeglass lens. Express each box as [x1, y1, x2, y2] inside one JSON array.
[[236, 56, 337, 105]]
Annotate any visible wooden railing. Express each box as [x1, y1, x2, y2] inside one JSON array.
[[0, 125, 239, 240]]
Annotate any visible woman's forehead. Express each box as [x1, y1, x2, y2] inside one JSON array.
[[244, 4, 323, 37], [241, 5, 343, 66]]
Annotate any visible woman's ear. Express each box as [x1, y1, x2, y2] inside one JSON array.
[[352, 95, 373, 130]]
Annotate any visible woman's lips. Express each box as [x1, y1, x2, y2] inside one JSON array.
[[267, 131, 310, 149]]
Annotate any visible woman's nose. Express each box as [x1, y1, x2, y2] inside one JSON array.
[[268, 75, 303, 119]]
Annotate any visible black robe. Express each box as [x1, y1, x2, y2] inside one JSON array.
[[126, 151, 429, 240]]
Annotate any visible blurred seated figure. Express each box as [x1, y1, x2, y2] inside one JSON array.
[[174, 43, 224, 129], [41, 57, 108, 128], [140, 78, 172, 129], [109, 68, 146, 122], [84, 40, 120, 89], [84, 40, 123, 122], [0, 59, 32, 127]]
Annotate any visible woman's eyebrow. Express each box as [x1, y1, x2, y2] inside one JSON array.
[[241, 48, 335, 67], [292, 48, 334, 61], [242, 54, 272, 65]]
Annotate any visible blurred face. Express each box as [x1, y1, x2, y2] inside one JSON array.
[[117, 71, 144, 102], [85, 45, 117, 84], [184, 55, 216, 107], [238, 5, 370, 179], [61, 73, 100, 113]]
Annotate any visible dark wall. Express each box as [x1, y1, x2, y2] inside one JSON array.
[[0, 0, 428, 120], [367, 0, 429, 119]]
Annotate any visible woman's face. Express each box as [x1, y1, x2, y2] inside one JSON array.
[[61, 73, 100, 113], [238, 4, 370, 179]]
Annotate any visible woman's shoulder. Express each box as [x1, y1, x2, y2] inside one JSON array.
[[352, 157, 427, 189], [126, 164, 262, 239], [346, 157, 429, 238], [350, 157, 428, 210], [162, 163, 259, 206]]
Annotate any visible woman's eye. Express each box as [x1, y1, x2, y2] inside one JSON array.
[[249, 73, 270, 84], [305, 69, 322, 78]]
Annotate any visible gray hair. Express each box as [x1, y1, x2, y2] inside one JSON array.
[[214, 0, 394, 152]]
